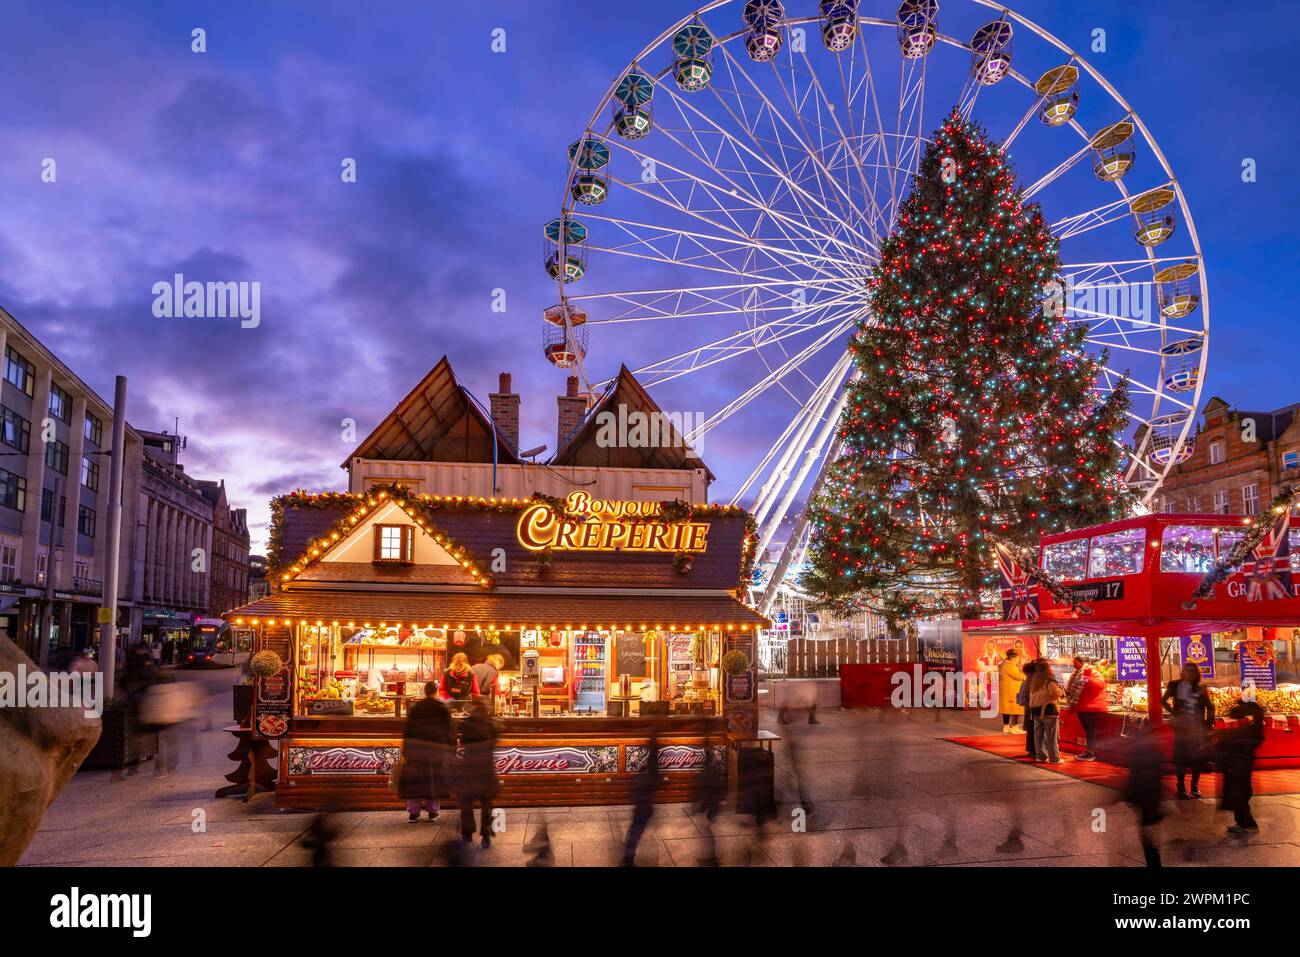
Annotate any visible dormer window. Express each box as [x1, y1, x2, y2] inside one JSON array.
[[373, 524, 414, 563]]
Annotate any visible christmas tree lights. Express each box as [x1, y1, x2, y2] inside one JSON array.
[[802, 111, 1133, 622]]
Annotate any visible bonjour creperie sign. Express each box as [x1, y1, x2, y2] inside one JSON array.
[[516, 491, 709, 553]]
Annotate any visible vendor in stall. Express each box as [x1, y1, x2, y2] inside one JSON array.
[[439, 652, 480, 704]]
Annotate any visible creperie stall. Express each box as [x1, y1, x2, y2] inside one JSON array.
[[225, 485, 765, 809], [965, 510, 1300, 766]]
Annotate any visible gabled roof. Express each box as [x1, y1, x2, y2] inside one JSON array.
[[549, 365, 714, 481], [342, 356, 519, 468], [1202, 396, 1300, 443]]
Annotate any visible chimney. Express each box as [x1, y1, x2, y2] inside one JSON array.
[[489, 372, 520, 450], [557, 375, 587, 451]]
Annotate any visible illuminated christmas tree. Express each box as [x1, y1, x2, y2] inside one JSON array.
[[802, 110, 1133, 621]]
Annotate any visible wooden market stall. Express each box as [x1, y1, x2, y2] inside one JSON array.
[[225, 484, 766, 809], [965, 510, 1300, 766]]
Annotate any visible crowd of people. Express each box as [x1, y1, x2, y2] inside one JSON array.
[[997, 649, 1268, 863]]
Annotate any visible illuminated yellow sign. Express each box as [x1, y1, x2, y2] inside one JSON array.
[[516, 491, 709, 554]]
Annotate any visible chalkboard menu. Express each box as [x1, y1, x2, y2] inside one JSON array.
[[615, 632, 646, 678]]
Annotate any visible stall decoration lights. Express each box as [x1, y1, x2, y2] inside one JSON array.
[[266, 484, 752, 584], [800, 111, 1133, 623], [1184, 486, 1298, 608]]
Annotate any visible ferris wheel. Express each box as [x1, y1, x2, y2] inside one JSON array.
[[543, 0, 1209, 612]]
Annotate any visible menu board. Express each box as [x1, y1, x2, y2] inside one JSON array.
[[1239, 640, 1277, 691], [254, 628, 292, 739], [615, 632, 646, 678]]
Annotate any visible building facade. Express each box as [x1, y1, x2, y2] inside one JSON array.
[[1154, 396, 1300, 516], [199, 479, 251, 616], [0, 306, 254, 661], [0, 307, 147, 661]]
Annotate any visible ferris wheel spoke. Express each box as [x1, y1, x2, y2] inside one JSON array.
[[686, 317, 856, 441], [1019, 138, 1096, 202], [581, 211, 864, 279], [1052, 184, 1175, 241], [602, 144, 868, 265], [611, 302, 859, 389], [732, 353, 851, 510], [581, 285, 860, 326], [1001, 96, 1045, 152], [650, 57, 879, 260]]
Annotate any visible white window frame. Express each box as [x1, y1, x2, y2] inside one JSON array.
[[1213, 489, 1230, 514], [1209, 440, 1225, 465], [1243, 484, 1261, 516]]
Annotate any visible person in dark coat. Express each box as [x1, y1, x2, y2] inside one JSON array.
[[1121, 723, 1166, 867], [439, 652, 480, 705], [691, 747, 727, 866], [1218, 699, 1265, 835], [622, 723, 662, 866], [1162, 664, 1214, 798], [457, 699, 501, 846], [1019, 658, 1040, 757], [397, 682, 452, 822]]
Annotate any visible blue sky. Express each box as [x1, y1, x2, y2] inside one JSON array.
[[0, 0, 1294, 549]]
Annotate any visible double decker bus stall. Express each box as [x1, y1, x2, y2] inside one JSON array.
[[964, 510, 1300, 767]]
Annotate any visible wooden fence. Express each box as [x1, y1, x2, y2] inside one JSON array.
[[766, 633, 919, 678]]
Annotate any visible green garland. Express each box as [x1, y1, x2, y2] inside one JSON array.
[[1184, 486, 1297, 608]]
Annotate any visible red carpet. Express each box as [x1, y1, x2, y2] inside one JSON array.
[[947, 734, 1300, 797]]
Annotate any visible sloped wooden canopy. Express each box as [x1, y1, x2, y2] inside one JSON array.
[[550, 365, 714, 481], [343, 356, 519, 468]]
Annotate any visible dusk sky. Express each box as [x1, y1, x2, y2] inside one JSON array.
[[0, 0, 1295, 552]]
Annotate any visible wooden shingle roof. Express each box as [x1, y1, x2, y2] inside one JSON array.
[[343, 356, 519, 467]]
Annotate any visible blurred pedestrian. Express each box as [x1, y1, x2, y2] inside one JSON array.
[[691, 748, 727, 866], [998, 649, 1026, 734], [457, 699, 501, 848], [302, 801, 341, 867], [525, 821, 554, 866], [1121, 724, 1166, 867], [622, 723, 661, 866], [1218, 699, 1265, 836], [1027, 658, 1063, 763], [1162, 663, 1213, 798], [396, 682, 452, 823]]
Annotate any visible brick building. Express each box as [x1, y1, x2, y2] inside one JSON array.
[[1155, 396, 1300, 516]]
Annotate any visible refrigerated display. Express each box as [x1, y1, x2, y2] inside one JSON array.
[[573, 630, 608, 713]]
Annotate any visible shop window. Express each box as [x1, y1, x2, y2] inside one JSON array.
[[1242, 484, 1260, 516], [45, 439, 68, 475], [373, 524, 413, 563], [1209, 440, 1225, 465], [1042, 538, 1089, 580], [80, 455, 99, 491], [1088, 528, 1146, 577], [0, 543, 16, 582], [77, 505, 96, 539], [48, 384, 71, 424], [1, 406, 30, 454], [3, 346, 34, 397], [1160, 525, 1215, 573], [40, 488, 65, 526], [0, 468, 26, 513]]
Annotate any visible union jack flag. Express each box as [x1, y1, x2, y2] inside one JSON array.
[[1243, 511, 1294, 602], [996, 543, 1040, 621]]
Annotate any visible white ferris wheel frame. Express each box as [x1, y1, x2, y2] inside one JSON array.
[[551, 0, 1211, 612]]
